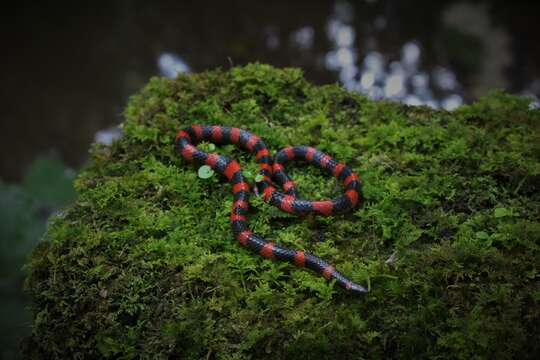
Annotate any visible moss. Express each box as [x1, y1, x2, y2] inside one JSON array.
[[23, 64, 539, 359]]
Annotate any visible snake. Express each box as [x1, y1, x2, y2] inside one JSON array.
[[175, 125, 367, 295]]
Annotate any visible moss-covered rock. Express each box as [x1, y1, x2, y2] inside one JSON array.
[[23, 64, 539, 359]]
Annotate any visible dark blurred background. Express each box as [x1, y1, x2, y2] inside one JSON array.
[[1, 0, 539, 358]]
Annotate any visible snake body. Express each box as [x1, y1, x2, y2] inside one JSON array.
[[175, 125, 367, 295]]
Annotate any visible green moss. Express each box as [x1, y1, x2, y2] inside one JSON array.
[[23, 64, 539, 359]]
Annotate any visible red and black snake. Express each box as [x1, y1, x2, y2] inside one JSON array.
[[175, 125, 367, 295]]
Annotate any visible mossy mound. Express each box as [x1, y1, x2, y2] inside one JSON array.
[[24, 64, 539, 359]]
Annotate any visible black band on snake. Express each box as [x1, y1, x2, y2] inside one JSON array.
[[175, 125, 367, 295]]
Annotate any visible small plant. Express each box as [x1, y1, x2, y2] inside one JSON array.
[[197, 165, 214, 179], [1, 155, 76, 359]]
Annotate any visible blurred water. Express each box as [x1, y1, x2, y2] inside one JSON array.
[[324, 1, 466, 110], [1, 0, 539, 181], [158, 52, 191, 78]]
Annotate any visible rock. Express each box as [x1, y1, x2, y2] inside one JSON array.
[[23, 64, 540, 359]]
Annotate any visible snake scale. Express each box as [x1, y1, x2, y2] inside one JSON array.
[[175, 125, 367, 295]]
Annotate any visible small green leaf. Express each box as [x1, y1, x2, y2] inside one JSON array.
[[198, 165, 214, 179], [476, 231, 489, 240], [244, 171, 253, 180], [198, 142, 216, 152], [494, 207, 510, 218], [255, 174, 264, 182]]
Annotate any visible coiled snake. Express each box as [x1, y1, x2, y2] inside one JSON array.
[[175, 125, 367, 295]]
